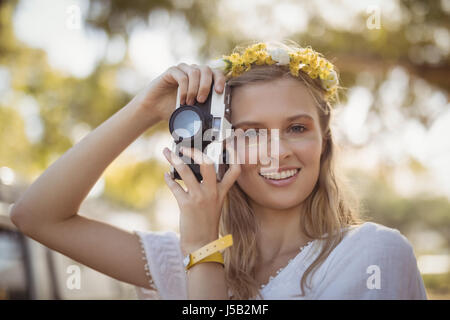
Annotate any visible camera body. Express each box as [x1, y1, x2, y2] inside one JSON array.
[[168, 82, 233, 182]]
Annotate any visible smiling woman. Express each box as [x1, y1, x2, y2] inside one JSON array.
[[218, 48, 358, 299]]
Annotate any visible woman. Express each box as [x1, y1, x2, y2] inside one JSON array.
[[10, 40, 427, 300]]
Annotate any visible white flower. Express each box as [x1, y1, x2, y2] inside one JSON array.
[[267, 48, 290, 65], [208, 58, 228, 71], [322, 69, 338, 89]]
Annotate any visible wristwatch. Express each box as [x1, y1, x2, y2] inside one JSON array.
[[183, 251, 224, 270], [183, 234, 233, 270]]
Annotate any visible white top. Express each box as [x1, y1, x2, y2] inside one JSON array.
[[133, 221, 428, 300]]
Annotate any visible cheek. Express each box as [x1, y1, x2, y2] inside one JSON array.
[[291, 136, 323, 163], [235, 143, 260, 165], [236, 162, 258, 190], [238, 163, 257, 179]]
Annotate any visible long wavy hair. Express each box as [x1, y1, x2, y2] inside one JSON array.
[[218, 40, 365, 300]]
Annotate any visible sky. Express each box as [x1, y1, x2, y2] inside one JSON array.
[[7, 0, 450, 201]]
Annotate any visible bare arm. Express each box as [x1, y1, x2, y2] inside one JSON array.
[[10, 92, 160, 289]]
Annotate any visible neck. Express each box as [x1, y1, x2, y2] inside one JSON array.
[[251, 201, 313, 264]]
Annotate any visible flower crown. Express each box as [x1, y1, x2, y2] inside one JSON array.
[[209, 42, 339, 101]]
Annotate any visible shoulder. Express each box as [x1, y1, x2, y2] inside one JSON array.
[[320, 221, 418, 277], [340, 221, 415, 257], [311, 222, 427, 299], [323, 221, 420, 286]]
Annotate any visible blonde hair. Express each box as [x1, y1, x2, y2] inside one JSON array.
[[218, 40, 365, 300]]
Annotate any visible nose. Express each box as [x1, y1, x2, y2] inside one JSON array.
[[259, 134, 293, 168], [276, 136, 294, 161]]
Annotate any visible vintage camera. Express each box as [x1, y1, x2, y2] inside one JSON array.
[[168, 82, 233, 182]]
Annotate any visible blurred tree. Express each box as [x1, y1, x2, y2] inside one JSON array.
[[0, 1, 168, 210], [0, 0, 448, 217], [348, 169, 450, 250]]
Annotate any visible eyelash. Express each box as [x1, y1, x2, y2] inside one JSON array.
[[243, 125, 307, 136]]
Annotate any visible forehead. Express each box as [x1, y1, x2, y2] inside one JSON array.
[[230, 77, 319, 126]]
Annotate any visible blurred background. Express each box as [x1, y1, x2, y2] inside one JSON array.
[[0, 0, 449, 299]]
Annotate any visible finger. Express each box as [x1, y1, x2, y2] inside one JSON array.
[[196, 65, 213, 103], [180, 146, 216, 187], [211, 69, 227, 93], [222, 135, 238, 165], [167, 66, 189, 105], [177, 63, 200, 105], [218, 158, 241, 195], [230, 128, 246, 165], [163, 171, 188, 201], [218, 143, 242, 192], [163, 147, 201, 194]]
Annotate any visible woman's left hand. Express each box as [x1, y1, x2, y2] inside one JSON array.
[[162, 144, 241, 255]]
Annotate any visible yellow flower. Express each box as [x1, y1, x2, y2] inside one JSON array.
[[309, 70, 319, 79], [228, 53, 243, 65], [231, 63, 245, 77], [289, 64, 300, 77], [289, 53, 301, 66], [243, 49, 258, 64], [265, 55, 277, 65], [255, 51, 268, 65], [302, 64, 312, 74], [309, 56, 319, 69], [251, 43, 266, 51], [319, 69, 330, 79]]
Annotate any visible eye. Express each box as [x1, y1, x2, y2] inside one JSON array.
[[289, 125, 306, 133], [244, 128, 259, 137]]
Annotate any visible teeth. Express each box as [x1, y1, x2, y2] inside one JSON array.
[[259, 169, 299, 180]]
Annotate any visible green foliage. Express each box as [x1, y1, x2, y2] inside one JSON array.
[[348, 169, 450, 249], [422, 272, 450, 296], [0, 106, 32, 173], [104, 159, 167, 210]]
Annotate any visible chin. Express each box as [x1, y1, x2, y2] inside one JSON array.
[[263, 194, 308, 209], [246, 188, 308, 210]]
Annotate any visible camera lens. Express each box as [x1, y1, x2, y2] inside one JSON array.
[[172, 109, 202, 138], [169, 105, 209, 144]]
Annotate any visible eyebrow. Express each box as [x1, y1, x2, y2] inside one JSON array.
[[233, 113, 314, 128]]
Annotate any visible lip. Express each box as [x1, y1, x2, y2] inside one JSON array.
[[259, 168, 301, 187]]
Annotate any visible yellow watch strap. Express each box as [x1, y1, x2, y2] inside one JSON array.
[[186, 251, 224, 270], [186, 234, 233, 270]]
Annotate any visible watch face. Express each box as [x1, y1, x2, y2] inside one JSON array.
[[183, 255, 190, 268]]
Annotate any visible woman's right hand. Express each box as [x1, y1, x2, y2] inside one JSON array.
[[136, 63, 228, 122]]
